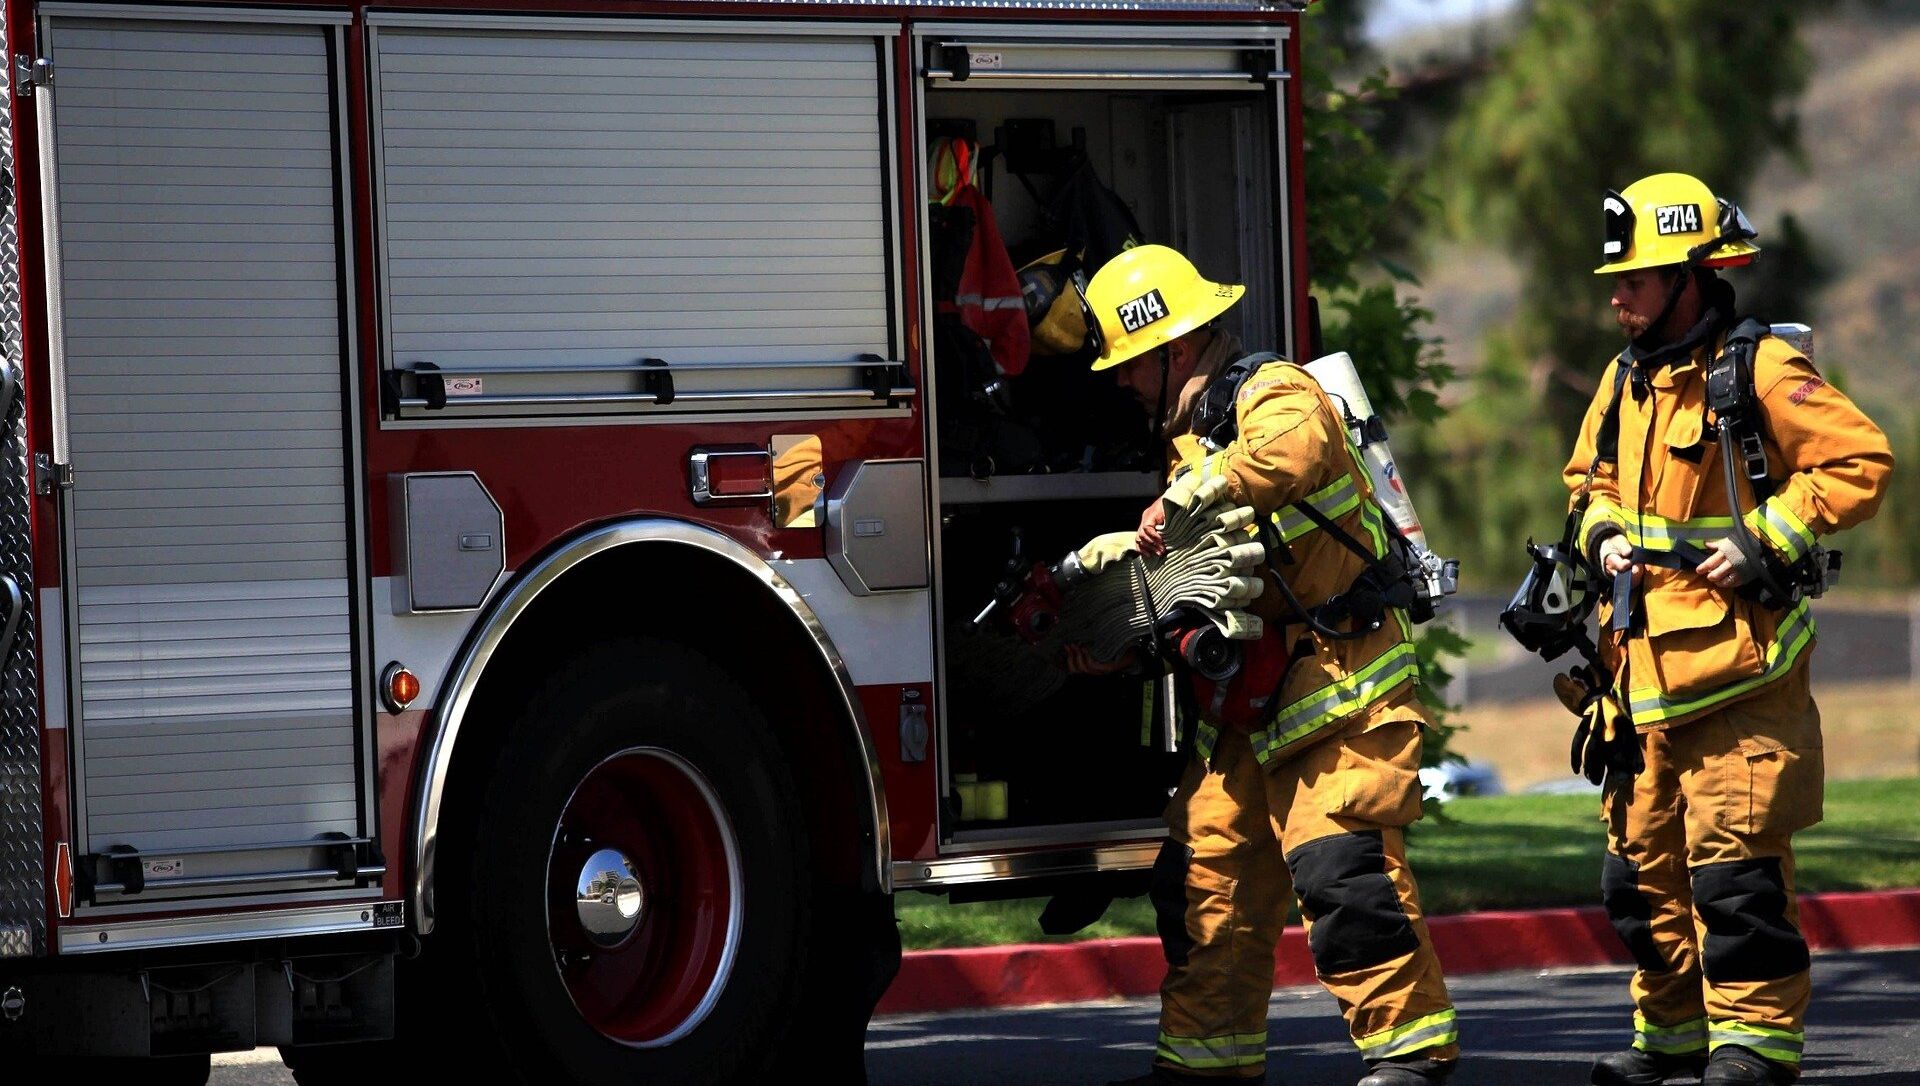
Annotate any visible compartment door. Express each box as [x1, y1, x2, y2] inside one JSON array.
[[38, 9, 372, 902], [368, 17, 907, 420]]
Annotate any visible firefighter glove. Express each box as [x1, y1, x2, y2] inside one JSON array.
[[1568, 681, 1642, 786], [1076, 532, 1139, 576]]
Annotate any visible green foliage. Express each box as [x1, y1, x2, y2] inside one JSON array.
[[1843, 405, 1920, 584], [1439, 0, 1814, 428], [1301, 5, 1465, 766], [1402, 332, 1585, 587], [893, 777, 1920, 947], [1412, 621, 1470, 817], [1401, 1, 1843, 598], [1302, 8, 1451, 425]]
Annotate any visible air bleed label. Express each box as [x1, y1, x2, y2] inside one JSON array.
[[141, 858, 184, 880], [372, 901, 405, 929]]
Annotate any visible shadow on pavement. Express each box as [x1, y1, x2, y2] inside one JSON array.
[[869, 949, 1920, 1085]]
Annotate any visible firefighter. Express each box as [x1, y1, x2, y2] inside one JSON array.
[[1566, 174, 1892, 1086], [1077, 245, 1459, 1086]]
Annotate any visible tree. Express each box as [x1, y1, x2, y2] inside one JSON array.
[[1440, 0, 1814, 429], [1300, 4, 1466, 771]]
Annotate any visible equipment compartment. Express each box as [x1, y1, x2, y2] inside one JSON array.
[[920, 35, 1292, 849]]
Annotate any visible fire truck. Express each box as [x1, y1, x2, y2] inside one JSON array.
[[0, 0, 1313, 1080]]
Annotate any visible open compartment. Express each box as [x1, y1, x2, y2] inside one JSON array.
[[917, 25, 1294, 849]]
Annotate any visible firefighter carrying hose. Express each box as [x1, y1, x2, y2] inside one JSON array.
[[1559, 174, 1892, 1086], [1074, 245, 1458, 1086]]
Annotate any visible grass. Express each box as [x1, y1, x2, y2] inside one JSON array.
[[894, 777, 1920, 950], [1454, 679, 1920, 793]]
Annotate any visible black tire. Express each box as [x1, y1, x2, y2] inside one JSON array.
[[773, 888, 901, 1083], [52, 1056, 211, 1085], [445, 638, 811, 1085]]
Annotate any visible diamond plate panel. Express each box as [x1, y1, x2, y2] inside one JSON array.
[[0, 41, 47, 959]]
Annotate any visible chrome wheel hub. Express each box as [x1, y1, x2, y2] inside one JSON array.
[[574, 847, 644, 947]]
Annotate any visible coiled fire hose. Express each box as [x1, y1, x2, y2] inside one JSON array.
[[1043, 475, 1266, 663]]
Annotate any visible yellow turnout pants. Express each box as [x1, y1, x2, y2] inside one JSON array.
[[1602, 665, 1824, 1073], [1151, 702, 1458, 1077]]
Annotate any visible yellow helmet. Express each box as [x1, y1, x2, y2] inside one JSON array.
[[1596, 172, 1760, 275], [1082, 244, 1244, 372], [1016, 249, 1091, 357]]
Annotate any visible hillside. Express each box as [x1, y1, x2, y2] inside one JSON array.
[[1400, 7, 1920, 414], [1759, 8, 1920, 402]]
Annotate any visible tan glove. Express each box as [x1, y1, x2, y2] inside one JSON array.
[[1160, 472, 1228, 519], [1075, 532, 1139, 575]]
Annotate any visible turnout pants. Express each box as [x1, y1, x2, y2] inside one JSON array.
[[1152, 704, 1458, 1077], [1602, 666, 1824, 1075]]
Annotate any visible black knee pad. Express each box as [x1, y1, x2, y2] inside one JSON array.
[[1601, 852, 1671, 973], [1285, 830, 1419, 974], [1691, 857, 1809, 982], [1150, 840, 1195, 967]]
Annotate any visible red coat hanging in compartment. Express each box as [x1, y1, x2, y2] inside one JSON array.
[[929, 136, 1030, 377]]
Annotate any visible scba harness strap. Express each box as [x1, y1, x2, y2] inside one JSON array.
[[1592, 321, 1836, 615], [1192, 354, 1435, 640]]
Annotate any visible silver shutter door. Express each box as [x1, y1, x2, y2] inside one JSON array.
[[376, 27, 889, 373], [52, 18, 359, 857]]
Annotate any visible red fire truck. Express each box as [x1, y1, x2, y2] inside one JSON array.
[[0, 0, 1312, 1080]]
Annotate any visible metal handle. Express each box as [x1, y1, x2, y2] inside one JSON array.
[[94, 864, 385, 896], [1159, 673, 1181, 754], [397, 386, 916, 410], [926, 68, 1285, 84], [95, 835, 375, 860], [0, 574, 22, 668], [689, 447, 774, 506], [33, 63, 70, 468], [0, 360, 18, 420], [403, 358, 906, 377]]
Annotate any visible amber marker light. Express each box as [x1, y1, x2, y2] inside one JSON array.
[[383, 662, 421, 713]]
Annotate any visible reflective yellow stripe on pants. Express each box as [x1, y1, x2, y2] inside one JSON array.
[[1156, 1030, 1268, 1070], [1355, 1008, 1458, 1061], [1710, 1020, 1804, 1065], [1633, 1013, 1708, 1056]]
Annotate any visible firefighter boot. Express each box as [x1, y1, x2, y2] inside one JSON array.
[[1356, 1055, 1454, 1085], [1591, 1048, 1709, 1085], [1701, 1046, 1797, 1086]]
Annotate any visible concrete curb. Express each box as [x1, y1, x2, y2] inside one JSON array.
[[877, 887, 1920, 1016]]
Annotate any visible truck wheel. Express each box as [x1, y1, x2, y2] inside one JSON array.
[[46, 1056, 210, 1085], [773, 888, 901, 1083], [451, 638, 810, 1084]]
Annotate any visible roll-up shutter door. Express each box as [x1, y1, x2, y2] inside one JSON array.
[[372, 25, 904, 418], [47, 16, 364, 877]]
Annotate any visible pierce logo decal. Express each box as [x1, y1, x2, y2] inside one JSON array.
[[1116, 289, 1170, 334], [1655, 203, 1703, 236], [1788, 377, 1824, 405]]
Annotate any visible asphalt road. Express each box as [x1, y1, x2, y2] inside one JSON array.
[[210, 948, 1920, 1085], [1445, 594, 1910, 705]]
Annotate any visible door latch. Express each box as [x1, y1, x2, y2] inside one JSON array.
[[14, 56, 50, 99], [899, 688, 928, 764], [34, 453, 70, 495]]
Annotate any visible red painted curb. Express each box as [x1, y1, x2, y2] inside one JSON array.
[[877, 888, 1920, 1017]]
